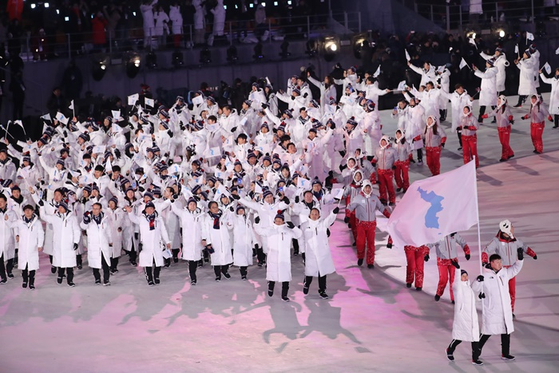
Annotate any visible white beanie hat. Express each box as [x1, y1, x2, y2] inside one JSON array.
[[499, 219, 513, 236]]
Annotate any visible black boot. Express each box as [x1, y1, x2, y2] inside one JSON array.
[[281, 282, 290, 302]]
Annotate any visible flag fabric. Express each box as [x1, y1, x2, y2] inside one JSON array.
[[405, 49, 411, 61], [297, 177, 310, 190], [468, 38, 476, 48], [556, 47, 559, 55], [145, 97, 155, 107], [459, 58, 468, 70], [55, 112, 69, 125], [69, 100, 74, 111], [396, 80, 407, 91], [543, 62, 552, 75], [526, 31, 534, 41], [192, 95, 204, 106], [254, 183, 263, 194], [128, 93, 139, 106], [105, 158, 113, 174], [40, 113, 52, 122], [387, 161, 478, 248], [515, 44, 519, 54], [373, 65, 381, 78], [111, 110, 121, 120], [207, 147, 221, 158]]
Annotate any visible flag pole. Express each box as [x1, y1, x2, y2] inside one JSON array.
[[472, 157, 483, 274]]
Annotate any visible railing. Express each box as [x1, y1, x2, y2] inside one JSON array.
[[10, 11, 361, 62], [397, 0, 542, 32]]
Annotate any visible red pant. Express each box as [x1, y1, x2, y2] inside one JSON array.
[[436, 257, 457, 301], [504, 265, 517, 312], [425, 146, 441, 176], [530, 122, 544, 153], [349, 213, 358, 243], [173, 34, 182, 48], [461, 135, 479, 167], [394, 160, 410, 191], [377, 169, 396, 204], [356, 220, 377, 265], [405, 245, 428, 288], [498, 126, 514, 160]]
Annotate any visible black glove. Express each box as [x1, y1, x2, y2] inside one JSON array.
[[205, 244, 215, 254], [261, 103, 268, 109], [231, 126, 237, 133], [344, 216, 350, 224], [465, 254, 470, 261], [255, 216, 260, 224], [83, 215, 91, 224], [232, 194, 240, 200], [441, 142, 445, 148], [167, 130, 174, 138], [291, 96, 295, 101], [303, 93, 308, 98], [138, 243, 143, 253], [229, 206, 234, 212], [332, 207, 339, 214], [424, 254, 429, 262], [476, 275, 484, 282], [286, 222, 295, 229], [38, 199, 44, 207], [386, 242, 392, 249], [295, 196, 300, 203], [326, 228, 330, 237], [479, 292, 486, 299], [517, 247, 524, 260], [533, 255, 538, 260], [339, 150, 346, 157], [73, 243, 79, 251], [301, 252, 306, 262], [451, 259, 460, 269], [392, 166, 396, 170], [134, 233, 139, 240], [282, 196, 290, 204]]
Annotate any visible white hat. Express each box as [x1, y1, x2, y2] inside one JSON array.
[[499, 219, 513, 235], [379, 135, 390, 147], [361, 180, 373, 192]]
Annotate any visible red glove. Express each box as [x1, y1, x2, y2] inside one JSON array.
[[508, 115, 513, 121], [522, 115, 528, 120], [413, 135, 421, 141], [481, 114, 488, 119], [548, 115, 553, 122]]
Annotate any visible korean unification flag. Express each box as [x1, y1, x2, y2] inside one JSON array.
[[145, 98, 155, 108], [128, 93, 139, 106], [526, 31, 534, 41], [297, 177, 310, 190], [387, 161, 478, 248], [56, 112, 69, 125], [459, 58, 468, 70], [405, 49, 411, 61]]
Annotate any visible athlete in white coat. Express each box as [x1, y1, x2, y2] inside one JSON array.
[[300, 207, 338, 299], [125, 201, 171, 286], [81, 203, 114, 286], [472, 253, 524, 361], [446, 269, 482, 365], [231, 205, 255, 280], [255, 212, 302, 302], [40, 201, 81, 287], [0, 194, 17, 282], [171, 197, 203, 284], [106, 196, 125, 273], [539, 67, 559, 128], [514, 50, 538, 107], [201, 201, 233, 281], [473, 59, 498, 122], [13, 205, 44, 289]]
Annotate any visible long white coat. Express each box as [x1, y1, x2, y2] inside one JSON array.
[[171, 204, 203, 261], [169, 5, 183, 35], [201, 211, 233, 266], [300, 212, 336, 277], [517, 58, 538, 96], [14, 216, 44, 271], [81, 215, 113, 269], [232, 214, 255, 267], [451, 274, 480, 342], [255, 223, 302, 282], [41, 209, 81, 268], [440, 90, 472, 132], [472, 260, 523, 335], [474, 67, 498, 106], [128, 212, 171, 267], [106, 208, 125, 257], [480, 53, 509, 92], [540, 74, 559, 115], [0, 208, 17, 260]]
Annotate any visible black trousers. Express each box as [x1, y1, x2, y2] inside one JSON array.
[[416, 148, 423, 162], [213, 264, 230, 279], [145, 262, 161, 282], [22, 265, 36, 286], [0, 253, 6, 280], [479, 333, 510, 356], [515, 95, 527, 106], [58, 267, 74, 284], [110, 257, 119, 271], [305, 274, 327, 292], [554, 114, 559, 128], [255, 244, 266, 265], [76, 254, 82, 267], [292, 239, 299, 255], [188, 260, 198, 281], [93, 256, 111, 283], [268, 281, 289, 297], [457, 129, 463, 147], [447, 339, 480, 360]]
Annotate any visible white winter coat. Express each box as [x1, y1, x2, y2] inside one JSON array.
[[0, 208, 17, 260], [81, 214, 113, 269], [106, 208, 125, 257], [472, 260, 523, 335], [540, 74, 559, 115], [193, 0, 205, 30], [201, 211, 233, 266], [232, 214, 255, 267], [41, 209, 81, 268], [14, 216, 44, 271], [169, 5, 183, 35], [128, 212, 171, 267], [481, 53, 509, 92], [517, 58, 538, 96], [451, 274, 480, 342], [440, 90, 472, 132], [300, 212, 336, 277], [255, 223, 302, 282], [474, 67, 498, 106], [171, 204, 203, 261]]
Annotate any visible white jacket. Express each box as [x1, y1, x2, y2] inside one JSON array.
[[255, 223, 302, 282], [232, 214, 255, 267], [480, 53, 509, 92], [517, 58, 538, 96], [472, 260, 523, 335], [128, 212, 171, 267], [0, 208, 17, 260], [201, 211, 233, 266], [80, 214, 113, 269], [300, 212, 336, 277], [41, 209, 81, 268], [540, 74, 559, 115], [171, 204, 203, 261], [14, 215, 44, 271], [451, 274, 480, 342], [474, 67, 498, 106]]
